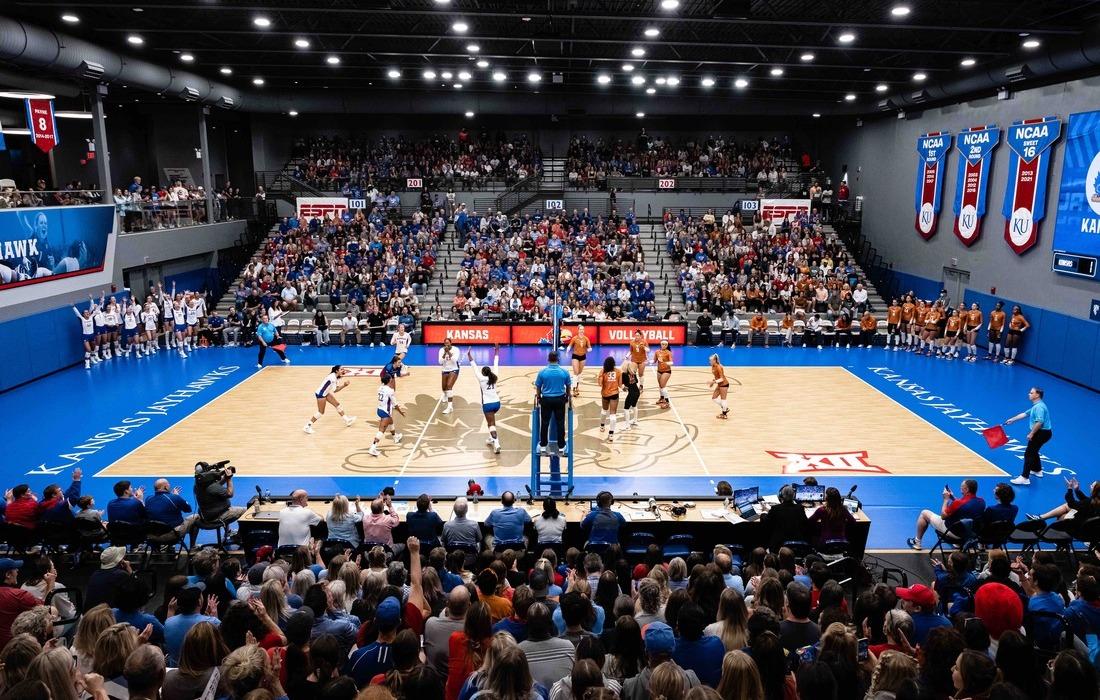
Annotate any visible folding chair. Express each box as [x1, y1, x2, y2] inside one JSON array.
[[624, 532, 657, 558], [928, 518, 977, 560]]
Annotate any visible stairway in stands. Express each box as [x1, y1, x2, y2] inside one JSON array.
[[541, 157, 567, 190]]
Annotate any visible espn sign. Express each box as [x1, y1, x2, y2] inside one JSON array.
[[406, 178, 423, 189], [760, 198, 811, 222], [296, 197, 348, 219], [658, 178, 676, 190], [598, 324, 687, 345], [421, 323, 510, 345]]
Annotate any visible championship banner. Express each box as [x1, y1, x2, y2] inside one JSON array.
[[1002, 116, 1061, 255], [24, 99, 59, 153], [914, 131, 952, 239], [1050, 110, 1100, 272], [951, 124, 1000, 246]]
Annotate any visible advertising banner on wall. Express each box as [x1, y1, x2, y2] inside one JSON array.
[[0, 205, 115, 289], [421, 323, 512, 344], [420, 322, 688, 345], [296, 197, 349, 219], [760, 199, 811, 222], [951, 124, 1000, 246], [1002, 116, 1061, 255], [914, 131, 952, 239], [597, 324, 687, 344], [1051, 110, 1100, 270]]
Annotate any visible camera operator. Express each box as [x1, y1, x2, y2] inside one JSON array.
[[193, 461, 247, 534]]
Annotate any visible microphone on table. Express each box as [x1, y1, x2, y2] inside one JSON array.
[[255, 485, 265, 504], [845, 484, 863, 510], [523, 484, 535, 506]]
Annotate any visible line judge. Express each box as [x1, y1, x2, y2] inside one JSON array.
[[534, 351, 572, 455]]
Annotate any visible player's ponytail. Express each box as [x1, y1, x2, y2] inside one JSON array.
[[482, 365, 497, 389], [330, 365, 342, 374]]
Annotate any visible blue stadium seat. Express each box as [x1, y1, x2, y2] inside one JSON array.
[[662, 533, 694, 559], [624, 531, 656, 558]]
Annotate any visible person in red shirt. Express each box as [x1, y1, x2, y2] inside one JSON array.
[[4, 485, 42, 530], [0, 559, 43, 649]]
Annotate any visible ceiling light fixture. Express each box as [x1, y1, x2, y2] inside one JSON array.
[[492, 71, 506, 82], [622, 63, 635, 72], [253, 16, 271, 28], [845, 93, 857, 101], [423, 69, 437, 79], [597, 74, 611, 84], [631, 47, 646, 57], [453, 83, 463, 88], [54, 111, 93, 119], [441, 71, 453, 79], [458, 70, 471, 80], [219, 66, 232, 75], [655, 77, 667, 85], [800, 52, 815, 62], [660, 0, 679, 9], [180, 53, 195, 63], [387, 69, 402, 78], [636, 111, 646, 117], [666, 76, 680, 86], [812, 113, 821, 118], [875, 83, 888, 92], [294, 38, 311, 49], [890, 5, 911, 17], [476, 59, 489, 68], [770, 67, 784, 76], [252, 77, 265, 85], [61, 13, 80, 23], [631, 75, 645, 85], [527, 71, 542, 82], [644, 27, 660, 37], [700, 76, 715, 87], [465, 111, 475, 117], [734, 77, 749, 88], [837, 31, 856, 43], [912, 71, 927, 81], [1022, 38, 1041, 49], [646, 87, 656, 94], [466, 44, 480, 53], [127, 34, 144, 46], [451, 21, 468, 33], [0, 91, 57, 100], [960, 57, 976, 67], [326, 55, 341, 65], [288, 110, 299, 116]]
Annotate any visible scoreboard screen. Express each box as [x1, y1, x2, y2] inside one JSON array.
[[1052, 110, 1100, 280]]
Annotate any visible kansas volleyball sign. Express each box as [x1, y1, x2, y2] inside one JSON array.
[[914, 132, 952, 239], [1002, 116, 1061, 255], [952, 125, 1000, 246]]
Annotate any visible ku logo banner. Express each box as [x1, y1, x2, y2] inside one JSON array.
[[952, 125, 1000, 246], [914, 131, 953, 239], [1002, 116, 1061, 255]]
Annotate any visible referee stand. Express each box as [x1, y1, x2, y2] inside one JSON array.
[[530, 400, 574, 497]]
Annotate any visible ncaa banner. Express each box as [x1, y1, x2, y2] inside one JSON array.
[[24, 99, 59, 153], [952, 124, 1000, 246], [1002, 116, 1061, 255], [914, 131, 952, 239]]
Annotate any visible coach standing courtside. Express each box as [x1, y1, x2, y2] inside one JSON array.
[[1007, 387, 1052, 486], [535, 351, 572, 455]]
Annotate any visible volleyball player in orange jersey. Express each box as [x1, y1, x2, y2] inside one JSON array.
[[1003, 305, 1030, 365], [943, 309, 963, 359], [653, 339, 673, 408], [597, 356, 622, 441], [921, 303, 940, 355], [780, 313, 796, 347], [629, 331, 649, 388], [566, 324, 592, 397], [886, 299, 903, 350], [708, 353, 730, 419], [986, 300, 1006, 361], [963, 303, 983, 362], [904, 297, 920, 351]]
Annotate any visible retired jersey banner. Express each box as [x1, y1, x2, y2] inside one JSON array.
[[1002, 116, 1061, 255], [952, 125, 1000, 246], [24, 99, 59, 153], [915, 131, 952, 239]]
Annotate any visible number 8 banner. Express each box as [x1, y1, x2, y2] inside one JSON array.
[[24, 99, 59, 153], [1002, 116, 1061, 255], [914, 131, 952, 239]]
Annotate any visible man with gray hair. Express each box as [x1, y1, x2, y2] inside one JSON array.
[[124, 644, 167, 700], [277, 489, 321, 548], [146, 478, 200, 549], [423, 584, 471, 675], [442, 497, 482, 549]]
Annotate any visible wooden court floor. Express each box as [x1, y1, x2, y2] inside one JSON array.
[[99, 365, 1005, 479]]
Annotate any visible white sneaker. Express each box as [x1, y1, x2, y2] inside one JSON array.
[[1010, 476, 1031, 486], [1032, 470, 1044, 478], [393, 432, 403, 444], [494, 444, 501, 454], [370, 343, 376, 347], [442, 405, 453, 414], [256, 363, 263, 369], [84, 360, 91, 369], [303, 424, 314, 434], [282, 358, 291, 364], [368, 445, 380, 457], [344, 415, 356, 427], [179, 351, 188, 358]]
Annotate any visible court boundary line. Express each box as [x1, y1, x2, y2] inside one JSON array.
[[665, 393, 711, 477], [842, 366, 1009, 477], [93, 365, 269, 478], [396, 394, 445, 483]]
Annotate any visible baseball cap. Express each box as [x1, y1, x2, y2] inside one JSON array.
[[896, 584, 936, 608], [974, 582, 1024, 640], [100, 547, 126, 570], [632, 564, 649, 580], [377, 596, 402, 625], [254, 545, 274, 562], [0, 559, 23, 574], [528, 571, 549, 597], [643, 621, 676, 655]]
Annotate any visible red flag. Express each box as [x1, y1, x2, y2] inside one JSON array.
[[982, 425, 1008, 449], [25, 99, 59, 153]]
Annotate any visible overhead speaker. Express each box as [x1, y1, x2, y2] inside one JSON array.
[[179, 86, 200, 101], [79, 61, 105, 80], [1004, 64, 1034, 82], [218, 95, 235, 109], [910, 89, 930, 103]]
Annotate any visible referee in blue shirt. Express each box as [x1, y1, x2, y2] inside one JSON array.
[[1006, 386, 1052, 486], [534, 351, 572, 455]]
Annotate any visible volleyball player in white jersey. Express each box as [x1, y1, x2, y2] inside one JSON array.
[[303, 365, 356, 434], [141, 301, 160, 355], [438, 337, 460, 414], [390, 323, 412, 358], [103, 298, 122, 358], [171, 301, 188, 358], [158, 283, 175, 349], [184, 296, 201, 352], [91, 293, 109, 359], [73, 300, 99, 368], [467, 346, 502, 455], [367, 374, 404, 457], [121, 297, 143, 357]]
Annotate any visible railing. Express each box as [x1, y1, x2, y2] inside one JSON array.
[[0, 189, 104, 208], [494, 174, 543, 215], [285, 172, 539, 194], [601, 175, 812, 195], [118, 198, 276, 233], [468, 196, 634, 220]]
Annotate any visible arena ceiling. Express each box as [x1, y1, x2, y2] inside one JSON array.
[[4, 0, 1100, 114]]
